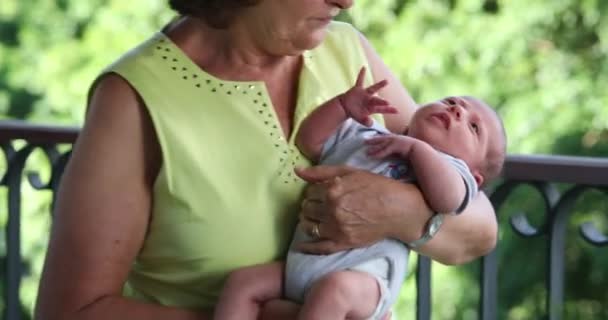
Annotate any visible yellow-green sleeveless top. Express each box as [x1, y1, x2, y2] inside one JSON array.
[[103, 21, 377, 308]]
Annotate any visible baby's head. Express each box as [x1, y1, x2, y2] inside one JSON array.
[[407, 96, 506, 187]]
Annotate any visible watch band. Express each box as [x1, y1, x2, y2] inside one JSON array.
[[407, 213, 445, 248]]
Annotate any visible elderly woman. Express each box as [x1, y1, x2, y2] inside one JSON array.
[[35, 1, 497, 319]]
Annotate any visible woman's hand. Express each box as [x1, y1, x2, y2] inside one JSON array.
[[294, 165, 498, 265], [295, 165, 429, 254]]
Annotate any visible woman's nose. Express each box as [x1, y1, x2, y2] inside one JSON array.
[[328, 0, 354, 9]]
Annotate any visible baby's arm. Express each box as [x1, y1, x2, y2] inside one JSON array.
[[366, 135, 467, 213], [296, 67, 397, 162]]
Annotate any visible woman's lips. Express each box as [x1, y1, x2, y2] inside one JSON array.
[[313, 17, 333, 26]]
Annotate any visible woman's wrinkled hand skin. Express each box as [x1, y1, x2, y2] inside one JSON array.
[[295, 165, 425, 254]]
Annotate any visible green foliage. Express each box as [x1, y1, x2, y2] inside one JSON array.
[[1, 0, 607, 319], [0, 0, 173, 124]]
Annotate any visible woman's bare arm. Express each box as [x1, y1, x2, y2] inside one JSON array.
[[415, 194, 498, 265], [296, 166, 496, 265], [34, 74, 210, 320]]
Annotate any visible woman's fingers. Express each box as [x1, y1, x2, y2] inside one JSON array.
[[295, 165, 357, 183], [296, 167, 406, 253], [297, 239, 350, 255], [299, 208, 351, 255], [298, 216, 328, 240], [299, 181, 345, 227], [299, 198, 324, 223]]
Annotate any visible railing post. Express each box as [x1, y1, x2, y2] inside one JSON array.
[[480, 250, 498, 320], [1, 122, 78, 320], [416, 255, 431, 320], [546, 185, 596, 320], [2, 144, 35, 320], [484, 180, 560, 320]]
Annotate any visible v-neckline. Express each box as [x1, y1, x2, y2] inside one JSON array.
[[157, 32, 318, 144]]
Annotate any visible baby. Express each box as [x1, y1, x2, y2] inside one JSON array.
[[214, 67, 506, 320]]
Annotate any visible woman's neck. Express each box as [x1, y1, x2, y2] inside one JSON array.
[[165, 16, 300, 81]]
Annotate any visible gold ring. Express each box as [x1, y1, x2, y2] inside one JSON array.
[[311, 223, 321, 239]]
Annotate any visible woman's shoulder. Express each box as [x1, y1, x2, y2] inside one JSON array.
[[89, 73, 140, 106], [103, 32, 166, 73], [326, 21, 361, 40], [85, 72, 161, 176], [313, 21, 365, 60], [307, 21, 372, 86], [87, 32, 176, 113]]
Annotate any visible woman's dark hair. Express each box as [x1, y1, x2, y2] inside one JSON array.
[[168, 0, 261, 28]]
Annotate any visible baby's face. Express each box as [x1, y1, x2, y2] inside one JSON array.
[[408, 96, 503, 180]]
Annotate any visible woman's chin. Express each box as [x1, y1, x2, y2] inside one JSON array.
[[296, 31, 328, 51]]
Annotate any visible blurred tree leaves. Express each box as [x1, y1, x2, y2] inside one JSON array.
[[0, 0, 173, 124]]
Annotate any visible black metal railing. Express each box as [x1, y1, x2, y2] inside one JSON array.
[[1, 121, 78, 320], [1, 121, 607, 320]]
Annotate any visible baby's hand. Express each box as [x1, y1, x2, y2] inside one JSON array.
[[365, 134, 421, 159], [338, 67, 398, 126]]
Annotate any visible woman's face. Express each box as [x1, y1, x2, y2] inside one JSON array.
[[242, 0, 354, 54]]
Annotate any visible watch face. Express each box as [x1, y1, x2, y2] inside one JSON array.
[[428, 214, 444, 236], [408, 213, 445, 248]]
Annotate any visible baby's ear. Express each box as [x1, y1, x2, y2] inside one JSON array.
[[473, 171, 484, 187]]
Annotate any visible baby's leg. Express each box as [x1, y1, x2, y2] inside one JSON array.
[[298, 270, 381, 320], [214, 261, 284, 320]]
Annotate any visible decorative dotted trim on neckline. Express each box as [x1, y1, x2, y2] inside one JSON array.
[[155, 36, 304, 185], [278, 145, 304, 184], [155, 39, 255, 93]]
